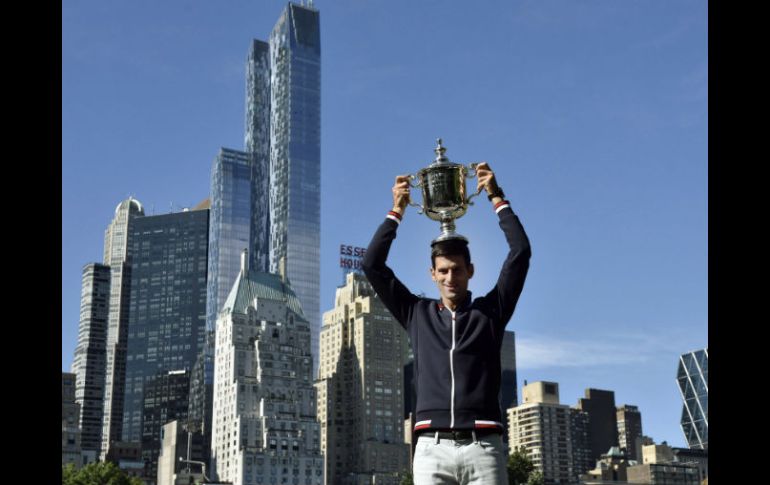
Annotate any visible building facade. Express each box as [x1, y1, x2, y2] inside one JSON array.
[[118, 208, 209, 483], [265, 3, 321, 373], [576, 389, 619, 464], [500, 330, 517, 444], [672, 447, 708, 484], [72, 263, 111, 455], [157, 420, 207, 485], [244, 39, 271, 275], [208, 148, 254, 337], [570, 407, 593, 479], [140, 370, 194, 482], [243, 2, 322, 374], [580, 446, 631, 483], [211, 251, 323, 484], [315, 272, 410, 485], [617, 404, 643, 462], [627, 462, 700, 484], [101, 198, 145, 457], [677, 349, 707, 450], [63, 372, 83, 468], [508, 381, 574, 484]]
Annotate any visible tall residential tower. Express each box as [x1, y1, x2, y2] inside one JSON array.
[[101, 198, 145, 458], [72, 263, 111, 456], [253, 3, 322, 373]]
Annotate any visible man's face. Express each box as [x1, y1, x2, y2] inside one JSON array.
[[430, 255, 474, 305]]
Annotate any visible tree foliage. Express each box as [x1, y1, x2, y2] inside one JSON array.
[[400, 469, 414, 485], [507, 446, 536, 485], [526, 470, 544, 485], [62, 461, 143, 485]]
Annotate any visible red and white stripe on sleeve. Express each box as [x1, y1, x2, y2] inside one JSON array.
[[494, 200, 511, 214], [386, 210, 403, 224]]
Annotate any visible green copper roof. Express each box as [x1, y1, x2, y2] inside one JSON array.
[[222, 269, 304, 318], [606, 446, 623, 458]]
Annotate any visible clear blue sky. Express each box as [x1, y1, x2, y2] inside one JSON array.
[[62, 0, 707, 448]]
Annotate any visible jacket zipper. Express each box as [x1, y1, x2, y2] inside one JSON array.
[[450, 309, 456, 428]]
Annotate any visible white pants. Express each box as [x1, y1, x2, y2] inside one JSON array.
[[413, 431, 509, 484]]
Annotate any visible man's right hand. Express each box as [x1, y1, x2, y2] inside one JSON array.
[[392, 175, 411, 215]]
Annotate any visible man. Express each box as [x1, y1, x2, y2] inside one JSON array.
[[362, 163, 531, 484]]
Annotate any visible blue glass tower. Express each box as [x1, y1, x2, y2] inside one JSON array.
[[677, 348, 708, 449], [207, 148, 253, 338], [268, 3, 321, 372], [245, 40, 271, 275], [244, 2, 321, 372]]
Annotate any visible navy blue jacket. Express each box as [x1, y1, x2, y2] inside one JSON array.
[[362, 202, 531, 433]]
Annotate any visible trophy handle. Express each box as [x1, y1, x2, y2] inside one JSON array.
[[465, 163, 483, 205], [407, 175, 425, 214]]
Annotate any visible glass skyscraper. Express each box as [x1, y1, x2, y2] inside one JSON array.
[[207, 148, 253, 338], [677, 348, 708, 449], [242, 3, 321, 374], [120, 208, 209, 483], [245, 39, 271, 275]]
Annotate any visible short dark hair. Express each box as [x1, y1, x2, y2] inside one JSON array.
[[431, 239, 472, 268]]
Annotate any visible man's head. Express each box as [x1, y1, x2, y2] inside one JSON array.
[[430, 239, 474, 307]]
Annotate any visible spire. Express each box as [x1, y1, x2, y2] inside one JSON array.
[[241, 248, 249, 274], [279, 256, 287, 283]]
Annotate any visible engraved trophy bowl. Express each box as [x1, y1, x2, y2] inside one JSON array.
[[408, 138, 482, 244]]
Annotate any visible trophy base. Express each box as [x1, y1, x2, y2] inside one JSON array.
[[431, 220, 469, 246]]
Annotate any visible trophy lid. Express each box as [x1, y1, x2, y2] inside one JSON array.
[[428, 138, 462, 169]]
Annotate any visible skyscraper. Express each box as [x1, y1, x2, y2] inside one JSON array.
[[101, 198, 145, 458], [211, 251, 323, 484], [677, 348, 708, 450], [576, 388, 619, 463], [72, 263, 111, 456], [617, 404, 643, 461], [244, 39, 271, 275], [120, 207, 209, 484], [316, 272, 410, 485], [208, 148, 253, 339], [508, 381, 574, 484], [265, 3, 322, 373]]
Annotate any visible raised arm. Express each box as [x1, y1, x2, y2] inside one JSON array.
[[475, 163, 532, 327], [361, 176, 419, 329]]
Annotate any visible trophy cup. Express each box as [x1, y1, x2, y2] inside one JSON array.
[[408, 138, 482, 244]]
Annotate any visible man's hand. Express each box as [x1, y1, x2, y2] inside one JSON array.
[[475, 162, 503, 203], [392, 175, 411, 215]]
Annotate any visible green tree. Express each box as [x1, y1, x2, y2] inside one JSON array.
[[526, 470, 544, 485], [62, 461, 143, 485], [507, 446, 535, 485], [400, 469, 414, 485]]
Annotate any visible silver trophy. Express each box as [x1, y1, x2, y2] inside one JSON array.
[[408, 138, 482, 244]]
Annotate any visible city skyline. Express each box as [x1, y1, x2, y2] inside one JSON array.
[[63, 0, 708, 449]]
